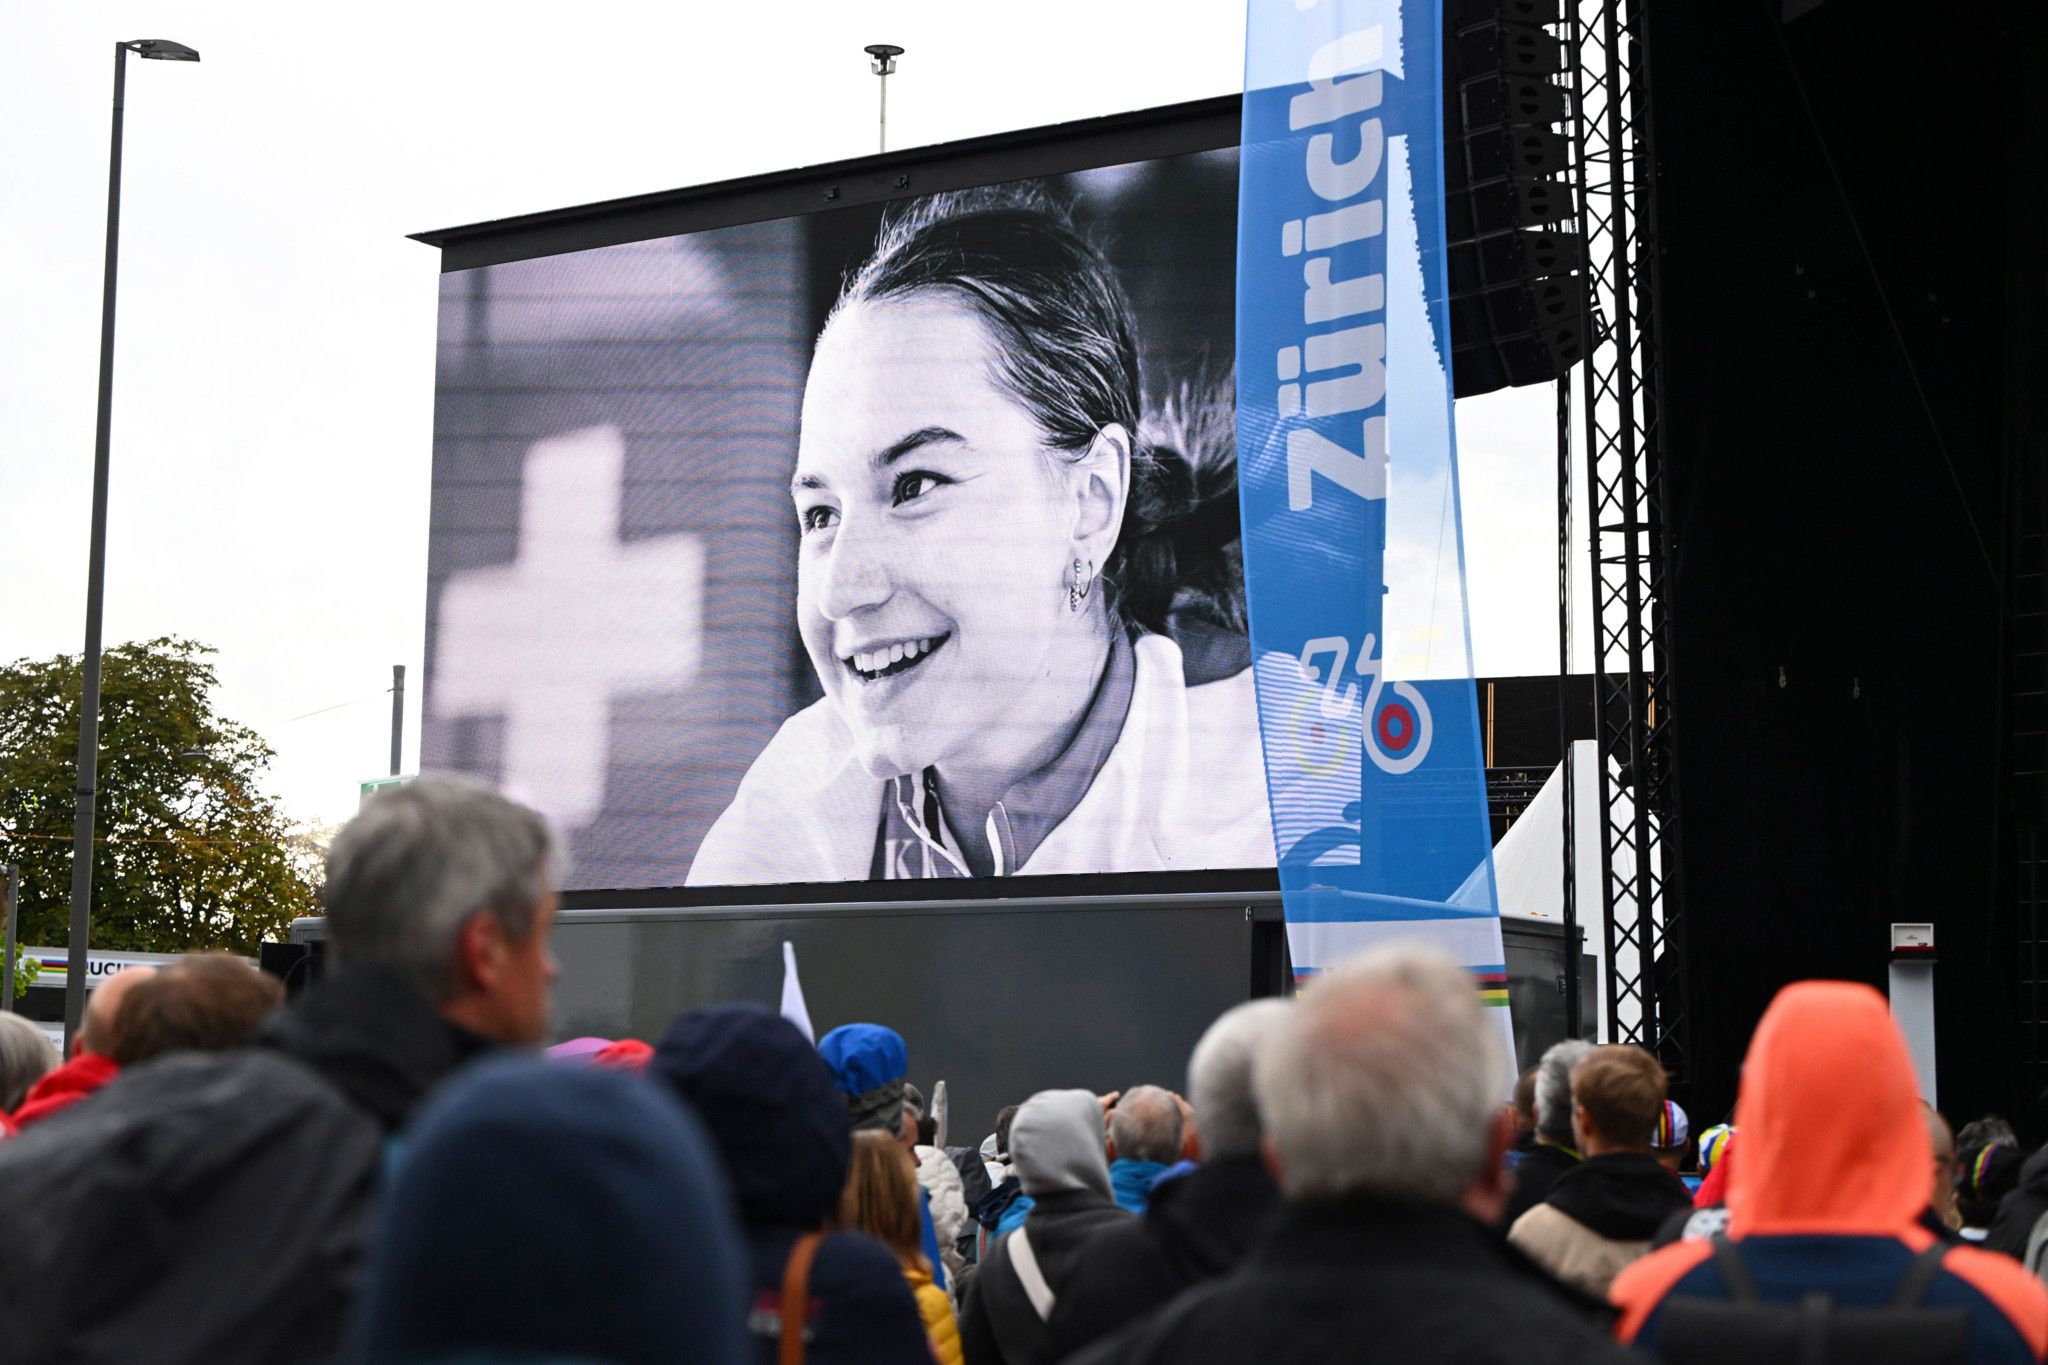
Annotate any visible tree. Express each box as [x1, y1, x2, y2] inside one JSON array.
[[0, 638, 317, 955]]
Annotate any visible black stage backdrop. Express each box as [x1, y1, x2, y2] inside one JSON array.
[[1647, 0, 2046, 1132]]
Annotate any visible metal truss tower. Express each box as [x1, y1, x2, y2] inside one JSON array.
[[1559, 0, 1688, 1075]]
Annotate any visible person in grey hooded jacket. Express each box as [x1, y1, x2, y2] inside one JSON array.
[[958, 1088, 1133, 1365]]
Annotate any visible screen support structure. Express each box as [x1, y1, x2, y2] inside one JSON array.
[[1562, 0, 1688, 1075]]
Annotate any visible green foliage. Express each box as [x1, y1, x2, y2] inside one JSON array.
[[0, 638, 317, 955], [8, 949, 35, 999]]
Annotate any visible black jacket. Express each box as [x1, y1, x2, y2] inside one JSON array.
[[1065, 1195, 1642, 1365], [1542, 1152, 1694, 1241], [256, 963, 492, 1129], [962, 1187, 1135, 1365], [0, 967, 488, 1365], [1989, 1144, 2048, 1261], [1501, 1141, 1580, 1229], [652, 1004, 932, 1365], [1041, 1156, 1280, 1360]]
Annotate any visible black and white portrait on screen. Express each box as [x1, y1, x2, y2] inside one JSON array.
[[421, 149, 1276, 891]]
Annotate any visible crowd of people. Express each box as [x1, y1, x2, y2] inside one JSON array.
[[2, 775, 2048, 1363]]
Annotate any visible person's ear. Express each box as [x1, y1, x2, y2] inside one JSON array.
[[1460, 1106, 1517, 1224], [454, 912, 509, 997], [1069, 423, 1131, 572], [1260, 1134, 1285, 1188]]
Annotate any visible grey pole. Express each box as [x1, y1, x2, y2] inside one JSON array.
[[63, 39, 199, 1051], [3, 864, 19, 1014], [865, 45, 902, 154], [389, 664, 405, 776]]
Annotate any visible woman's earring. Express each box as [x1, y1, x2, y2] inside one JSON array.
[[1068, 557, 1094, 613]]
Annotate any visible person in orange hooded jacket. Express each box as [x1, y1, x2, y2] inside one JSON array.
[[1610, 981, 2048, 1362]]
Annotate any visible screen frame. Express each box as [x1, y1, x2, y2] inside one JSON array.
[[415, 92, 1287, 911], [414, 94, 1240, 269]]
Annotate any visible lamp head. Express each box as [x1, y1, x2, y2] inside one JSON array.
[[124, 39, 201, 62], [865, 43, 902, 76]]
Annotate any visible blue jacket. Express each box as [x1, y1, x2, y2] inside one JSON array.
[[1110, 1158, 1171, 1215], [655, 1005, 932, 1365]]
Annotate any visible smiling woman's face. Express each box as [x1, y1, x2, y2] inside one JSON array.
[[793, 293, 1081, 783]]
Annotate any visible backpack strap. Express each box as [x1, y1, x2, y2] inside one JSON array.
[[1708, 1236, 1761, 1302], [779, 1230, 824, 1365], [1890, 1242, 1951, 1308], [1009, 1225, 1058, 1321]]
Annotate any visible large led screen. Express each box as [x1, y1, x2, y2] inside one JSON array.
[[423, 149, 1271, 891]]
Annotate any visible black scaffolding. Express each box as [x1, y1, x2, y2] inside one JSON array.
[[1557, 0, 1688, 1076]]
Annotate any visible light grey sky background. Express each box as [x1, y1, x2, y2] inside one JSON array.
[[2, 2, 1584, 834]]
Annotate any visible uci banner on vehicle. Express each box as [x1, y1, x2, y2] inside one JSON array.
[[1237, 0, 1511, 1039]]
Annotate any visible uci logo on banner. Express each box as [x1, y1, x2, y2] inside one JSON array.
[[1237, 0, 1511, 1031]]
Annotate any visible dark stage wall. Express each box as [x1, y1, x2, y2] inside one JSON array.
[[1646, 1, 2047, 1130]]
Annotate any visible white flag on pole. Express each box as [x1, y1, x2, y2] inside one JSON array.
[[780, 940, 814, 1043]]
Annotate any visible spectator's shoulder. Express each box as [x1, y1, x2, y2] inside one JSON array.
[[814, 1228, 913, 1289], [1065, 1272, 1242, 1365], [1608, 1237, 1716, 1344], [1941, 1243, 2048, 1360]]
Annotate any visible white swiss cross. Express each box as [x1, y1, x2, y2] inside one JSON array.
[[433, 424, 703, 832]]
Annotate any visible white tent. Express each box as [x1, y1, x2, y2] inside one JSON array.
[[1459, 740, 1628, 1042]]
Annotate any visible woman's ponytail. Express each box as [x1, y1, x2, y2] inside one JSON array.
[[1109, 376, 1244, 638]]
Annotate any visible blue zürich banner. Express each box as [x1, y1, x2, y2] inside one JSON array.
[[1237, 0, 1512, 1037]]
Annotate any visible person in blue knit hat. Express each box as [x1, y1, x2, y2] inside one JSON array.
[[819, 1022, 952, 1291], [820, 1023, 913, 1138]]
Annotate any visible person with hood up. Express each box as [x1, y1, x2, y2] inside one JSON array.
[[819, 1022, 956, 1291], [654, 1004, 931, 1365], [1611, 981, 2048, 1362], [959, 1087, 1133, 1365], [1509, 1045, 1694, 1297], [1500, 1038, 1594, 1229], [1043, 999, 1289, 1360], [356, 1056, 748, 1365]]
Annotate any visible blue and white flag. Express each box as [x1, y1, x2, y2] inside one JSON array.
[[1238, 0, 1511, 1043]]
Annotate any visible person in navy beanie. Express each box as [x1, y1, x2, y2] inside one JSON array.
[[655, 1004, 931, 1365], [356, 1055, 748, 1365]]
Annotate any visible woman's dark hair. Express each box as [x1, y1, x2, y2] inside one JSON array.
[[831, 186, 1242, 637]]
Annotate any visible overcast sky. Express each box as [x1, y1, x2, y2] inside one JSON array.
[[2, 2, 1583, 834]]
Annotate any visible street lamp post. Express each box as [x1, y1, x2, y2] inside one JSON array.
[[63, 37, 200, 1051]]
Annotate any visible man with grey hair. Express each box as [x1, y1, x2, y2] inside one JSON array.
[[0, 776, 562, 1364], [1079, 945, 1637, 1365], [1107, 1084, 1185, 1214], [1500, 1037, 1595, 1229], [1046, 999, 1291, 1361]]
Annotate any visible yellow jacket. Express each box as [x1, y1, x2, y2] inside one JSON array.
[[906, 1262, 962, 1365]]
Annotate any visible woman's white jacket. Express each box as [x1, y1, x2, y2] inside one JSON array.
[[687, 634, 1273, 885]]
